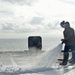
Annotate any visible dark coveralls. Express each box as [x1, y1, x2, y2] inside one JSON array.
[[62, 27, 75, 64]]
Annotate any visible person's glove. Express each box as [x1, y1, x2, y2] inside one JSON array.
[[61, 39, 66, 44]]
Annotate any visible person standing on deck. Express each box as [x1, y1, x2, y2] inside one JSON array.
[[60, 21, 75, 65]]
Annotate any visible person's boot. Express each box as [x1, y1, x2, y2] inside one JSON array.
[[60, 62, 67, 65], [72, 51, 75, 64], [59, 52, 69, 66]]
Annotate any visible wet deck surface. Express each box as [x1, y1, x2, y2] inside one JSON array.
[[0, 50, 44, 67], [0, 51, 74, 75]]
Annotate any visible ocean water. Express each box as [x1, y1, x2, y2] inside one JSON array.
[[0, 36, 61, 52], [0, 39, 27, 51]]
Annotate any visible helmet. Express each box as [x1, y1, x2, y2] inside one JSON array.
[[60, 21, 65, 28]]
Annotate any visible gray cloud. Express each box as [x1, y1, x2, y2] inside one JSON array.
[[30, 17, 44, 25], [47, 21, 60, 30], [0, 10, 13, 16], [0, 22, 34, 33], [15, 28, 34, 33], [1, 0, 36, 5], [1, 23, 14, 30]]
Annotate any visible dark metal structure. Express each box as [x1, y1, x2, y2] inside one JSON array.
[[28, 36, 42, 50]]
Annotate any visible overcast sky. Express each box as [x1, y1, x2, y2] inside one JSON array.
[[0, 0, 75, 38]]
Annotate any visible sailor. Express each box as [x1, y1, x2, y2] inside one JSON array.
[[60, 21, 75, 65]]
